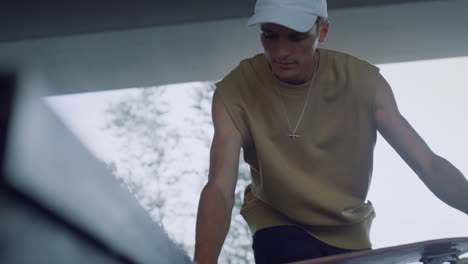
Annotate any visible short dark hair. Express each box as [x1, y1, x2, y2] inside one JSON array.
[[316, 17, 326, 28]]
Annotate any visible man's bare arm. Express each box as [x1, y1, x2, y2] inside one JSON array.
[[374, 74, 468, 214], [194, 91, 243, 264]]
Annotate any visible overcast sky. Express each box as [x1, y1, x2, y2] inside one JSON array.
[[46, 56, 468, 259]]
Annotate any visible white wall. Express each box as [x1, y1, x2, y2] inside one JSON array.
[[0, 0, 467, 95]]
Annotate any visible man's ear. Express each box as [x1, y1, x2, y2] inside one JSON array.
[[319, 21, 330, 42]]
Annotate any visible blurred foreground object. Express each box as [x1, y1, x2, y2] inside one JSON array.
[[0, 71, 192, 264]]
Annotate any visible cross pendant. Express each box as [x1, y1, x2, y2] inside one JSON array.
[[288, 133, 300, 140]]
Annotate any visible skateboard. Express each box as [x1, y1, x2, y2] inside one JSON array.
[[290, 237, 468, 264]]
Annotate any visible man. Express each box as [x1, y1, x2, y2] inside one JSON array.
[[194, 0, 468, 263]]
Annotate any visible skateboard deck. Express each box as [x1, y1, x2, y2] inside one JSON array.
[[290, 237, 468, 264]]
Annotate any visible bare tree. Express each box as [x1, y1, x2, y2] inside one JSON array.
[[104, 87, 181, 226]]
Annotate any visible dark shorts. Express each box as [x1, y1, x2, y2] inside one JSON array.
[[252, 225, 368, 264]]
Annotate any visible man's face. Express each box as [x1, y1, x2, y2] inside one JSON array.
[[260, 22, 328, 84]]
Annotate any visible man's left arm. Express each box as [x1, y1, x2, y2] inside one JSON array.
[[374, 73, 468, 215]]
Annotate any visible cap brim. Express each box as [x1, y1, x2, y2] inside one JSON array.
[[247, 7, 317, 33]]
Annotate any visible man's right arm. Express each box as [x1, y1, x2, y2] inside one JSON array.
[[194, 91, 243, 264]]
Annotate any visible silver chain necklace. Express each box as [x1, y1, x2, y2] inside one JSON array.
[[276, 53, 320, 140]]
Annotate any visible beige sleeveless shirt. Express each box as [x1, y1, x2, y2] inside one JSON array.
[[215, 49, 381, 250]]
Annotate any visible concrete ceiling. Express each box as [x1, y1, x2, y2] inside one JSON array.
[[1, 0, 437, 43]]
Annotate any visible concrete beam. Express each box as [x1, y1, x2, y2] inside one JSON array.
[[0, 0, 466, 96]]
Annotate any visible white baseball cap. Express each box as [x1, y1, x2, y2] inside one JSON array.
[[247, 0, 328, 33]]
